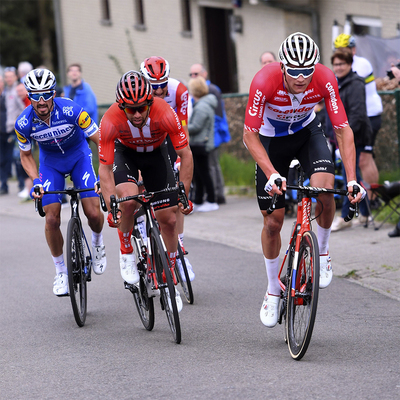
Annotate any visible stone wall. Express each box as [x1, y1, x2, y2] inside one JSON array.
[[221, 92, 400, 173]]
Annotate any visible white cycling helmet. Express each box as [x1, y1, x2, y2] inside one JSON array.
[[279, 32, 320, 67], [24, 68, 56, 92]]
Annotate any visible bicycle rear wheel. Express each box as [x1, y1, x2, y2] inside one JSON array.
[[131, 231, 154, 331], [66, 218, 87, 327], [286, 230, 319, 360], [150, 227, 181, 344], [175, 243, 194, 304]]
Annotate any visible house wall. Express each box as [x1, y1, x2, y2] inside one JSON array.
[[59, 0, 400, 105]]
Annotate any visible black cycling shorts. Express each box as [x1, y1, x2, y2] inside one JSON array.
[[256, 117, 335, 211], [113, 141, 178, 210]]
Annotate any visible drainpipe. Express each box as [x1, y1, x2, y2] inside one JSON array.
[[53, 0, 66, 87], [261, 1, 321, 58]]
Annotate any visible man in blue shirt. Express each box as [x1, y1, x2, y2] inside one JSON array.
[[63, 63, 98, 124], [15, 69, 106, 296]]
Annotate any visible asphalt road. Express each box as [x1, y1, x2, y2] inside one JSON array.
[[1, 207, 400, 399]]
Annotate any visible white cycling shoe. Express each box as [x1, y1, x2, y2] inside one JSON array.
[[119, 251, 140, 284], [166, 287, 183, 313], [53, 273, 68, 296], [260, 292, 280, 327], [92, 245, 107, 275], [320, 254, 333, 289]]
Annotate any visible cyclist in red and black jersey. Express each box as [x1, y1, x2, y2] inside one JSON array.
[[98, 71, 193, 312], [243, 32, 366, 328], [140, 56, 195, 281]]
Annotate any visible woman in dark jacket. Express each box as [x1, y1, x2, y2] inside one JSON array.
[[331, 48, 372, 231], [188, 76, 218, 212]]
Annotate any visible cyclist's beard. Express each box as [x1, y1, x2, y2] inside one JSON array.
[[34, 101, 54, 122]]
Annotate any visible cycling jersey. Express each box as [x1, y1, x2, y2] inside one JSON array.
[[163, 78, 189, 128], [14, 97, 99, 206], [352, 55, 383, 117], [98, 97, 188, 165], [14, 97, 98, 154], [244, 63, 349, 137]]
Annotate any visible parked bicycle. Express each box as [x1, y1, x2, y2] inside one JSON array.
[[35, 186, 104, 327], [268, 161, 359, 360], [109, 182, 191, 344]]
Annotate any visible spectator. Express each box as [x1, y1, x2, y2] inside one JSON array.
[[2, 67, 25, 195], [63, 63, 98, 123], [189, 63, 230, 205], [388, 62, 400, 238], [15, 82, 32, 199], [17, 61, 33, 83], [0, 75, 12, 195], [330, 48, 372, 232], [188, 76, 218, 212], [260, 51, 277, 67], [334, 34, 383, 207]]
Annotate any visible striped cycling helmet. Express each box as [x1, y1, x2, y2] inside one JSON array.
[[279, 32, 320, 67], [24, 69, 56, 92]]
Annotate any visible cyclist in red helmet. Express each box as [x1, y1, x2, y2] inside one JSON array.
[[140, 57, 195, 281], [98, 70, 193, 312]]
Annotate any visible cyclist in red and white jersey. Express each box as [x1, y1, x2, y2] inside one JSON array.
[[140, 57, 195, 281], [243, 32, 365, 328], [98, 71, 193, 312]]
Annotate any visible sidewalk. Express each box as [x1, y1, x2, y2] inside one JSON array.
[[1, 181, 398, 301], [184, 194, 400, 301]]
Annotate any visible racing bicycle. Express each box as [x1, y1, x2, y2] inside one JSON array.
[[268, 162, 359, 360], [35, 186, 103, 327], [109, 182, 191, 344]]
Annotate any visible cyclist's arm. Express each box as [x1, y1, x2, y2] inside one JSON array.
[[98, 163, 116, 212], [20, 149, 39, 182], [88, 130, 99, 147], [175, 145, 193, 200], [243, 128, 286, 194], [334, 125, 361, 202]]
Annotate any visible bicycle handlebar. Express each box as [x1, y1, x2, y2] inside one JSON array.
[[34, 187, 97, 218], [109, 182, 189, 225], [266, 178, 360, 221]]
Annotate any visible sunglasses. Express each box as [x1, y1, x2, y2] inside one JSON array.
[[151, 81, 168, 90], [189, 72, 199, 77], [28, 91, 55, 102], [284, 64, 315, 79], [123, 104, 149, 115]]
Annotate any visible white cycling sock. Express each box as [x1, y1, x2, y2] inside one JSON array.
[[53, 254, 67, 275], [316, 223, 330, 255], [264, 256, 281, 296], [178, 233, 184, 246], [91, 231, 103, 247]]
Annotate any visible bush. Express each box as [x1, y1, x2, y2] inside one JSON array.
[[220, 152, 255, 187]]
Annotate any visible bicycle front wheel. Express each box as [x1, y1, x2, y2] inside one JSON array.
[[286, 230, 319, 360], [131, 231, 154, 331], [66, 217, 87, 327], [175, 243, 194, 304], [150, 228, 181, 344]]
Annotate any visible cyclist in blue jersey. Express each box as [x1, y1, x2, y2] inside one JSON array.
[[14, 69, 107, 296]]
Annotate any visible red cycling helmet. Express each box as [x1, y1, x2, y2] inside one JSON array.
[[140, 56, 170, 84], [116, 70, 154, 107]]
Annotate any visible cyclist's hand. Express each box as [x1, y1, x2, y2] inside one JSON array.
[[347, 180, 366, 203], [30, 179, 43, 199], [179, 199, 194, 215], [264, 173, 286, 195], [94, 180, 101, 194], [107, 211, 121, 228]]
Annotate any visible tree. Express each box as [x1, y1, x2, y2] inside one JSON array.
[[0, 0, 57, 73]]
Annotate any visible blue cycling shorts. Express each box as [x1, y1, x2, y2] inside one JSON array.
[[39, 143, 98, 206]]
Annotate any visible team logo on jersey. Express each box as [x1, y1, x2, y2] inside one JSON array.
[[277, 90, 287, 96], [325, 82, 339, 114], [15, 130, 27, 143], [78, 111, 92, 129], [249, 89, 264, 117], [63, 106, 74, 117], [17, 115, 28, 130], [274, 97, 288, 102]]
